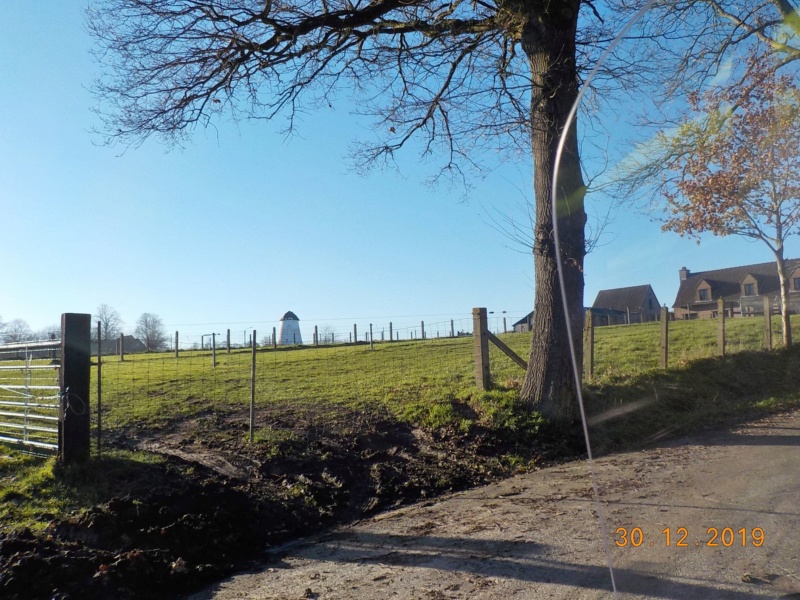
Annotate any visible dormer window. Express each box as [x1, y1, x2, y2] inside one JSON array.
[[740, 274, 759, 297], [793, 277, 800, 292], [698, 289, 709, 301]]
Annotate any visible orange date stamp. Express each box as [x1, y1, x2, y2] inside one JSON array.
[[614, 527, 765, 548]]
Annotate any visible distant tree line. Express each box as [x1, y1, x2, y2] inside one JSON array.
[[0, 305, 169, 352]]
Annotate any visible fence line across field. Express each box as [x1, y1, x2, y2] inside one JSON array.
[[3, 307, 795, 459]]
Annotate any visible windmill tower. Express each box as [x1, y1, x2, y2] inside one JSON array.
[[278, 311, 302, 345]]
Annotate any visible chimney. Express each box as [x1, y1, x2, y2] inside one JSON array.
[[679, 267, 690, 281]]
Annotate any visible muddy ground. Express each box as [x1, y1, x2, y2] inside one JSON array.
[[193, 409, 800, 599], [5, 405, 797, 600], [0, 405, 574, 599]]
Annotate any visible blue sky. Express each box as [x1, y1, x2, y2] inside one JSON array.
[[1, 3, 794, 342]]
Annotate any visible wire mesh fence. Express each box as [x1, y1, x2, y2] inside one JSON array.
[[84, 308, 800, 449], [92, 313, 532, 445], [588, 314, 800, 379]]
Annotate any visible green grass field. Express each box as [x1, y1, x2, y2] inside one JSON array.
[[93, 314, 800, 434]]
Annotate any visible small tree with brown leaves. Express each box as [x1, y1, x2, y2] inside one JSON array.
[[662, 53, 800, 346]]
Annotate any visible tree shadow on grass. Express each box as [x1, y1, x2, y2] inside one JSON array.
[[584, 345, 800, 456]]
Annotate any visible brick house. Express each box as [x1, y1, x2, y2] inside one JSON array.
[[672, 260, 800, 319], [590, 284, 661, 326]]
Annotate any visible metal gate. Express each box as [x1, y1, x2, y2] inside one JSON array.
[[0, 340, 62, 453]]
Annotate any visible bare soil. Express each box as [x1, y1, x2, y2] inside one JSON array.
[[0, 405, 561, 599], [191, 410, 800, 600], [3, 407, 798, 600]]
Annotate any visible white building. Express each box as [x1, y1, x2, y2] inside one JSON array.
[[278, 311, 302, 345]]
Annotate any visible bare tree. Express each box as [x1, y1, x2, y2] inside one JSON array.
[[85, 0, 795, 420], [93, 304, 124, 346], [3, 319, 33, 344], [34, 324, 61, 341], [318, 325, 336, 344], [135, 313, 169, 352]]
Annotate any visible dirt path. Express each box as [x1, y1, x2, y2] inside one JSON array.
[[190, 410, 800, 599]]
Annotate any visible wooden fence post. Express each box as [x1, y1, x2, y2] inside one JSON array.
[[473, 308, 490, 391], [503, 317, 507, 334], [226, 329, 231, 354], [370, 324, 374, 350], [212, 333, 217, 367], [389, 322, 393, 342], [450, 320, 455, 337], [314, 325, 319, 346], [583, 310, 594, 381], [175, 331, 179, 359], [96, 321, 102, 458], [353, 324, 357, 344], [250, 329, 256, 443], [764, 296, 773, 350], [60, 313, 91, 465], [272, 327, 277, 349], [421, 321, 425, 340], [118, 333, 124, 362], [659, 306, 669, 369], [717, 298, 726, 357]]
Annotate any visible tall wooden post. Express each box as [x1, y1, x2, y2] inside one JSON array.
[[717, 298, 726, 357], [421, 321, 425, 340], [96, 321, 102, 457], [212, 333, 217, 367], [503, 317, 507, 334], [249, 330, 256, 443], [60, 313, 91, 464], [583, 310, 594, 381], [472, 308, 490, 391], [314, 325, 319, 346], [353, 324, 358, 344], [764, 296, 773, 350], [272, 327, 277, 349], [389, 322, 393, 342], [175, 331, 179, 359], [370, 324, 374, 350], [226, 329, 231, 354], [659, 306, 669, 369], [450, 320, 454, 337], [118, 333, 124, 362]]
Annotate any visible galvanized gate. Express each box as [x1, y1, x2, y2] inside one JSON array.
[[0, 340, 62, 453]]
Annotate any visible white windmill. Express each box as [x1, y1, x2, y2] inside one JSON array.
[[278, 311, 302, 345]]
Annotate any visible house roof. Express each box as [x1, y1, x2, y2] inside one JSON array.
[[673, 259, 800, 308], [280, 311, 299, 321], [592, 284, 659, 312], [513, 311, 533, 327]]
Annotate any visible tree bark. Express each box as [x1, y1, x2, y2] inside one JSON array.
[[518, 1, 586, 422], [774, 248, 793, 347]]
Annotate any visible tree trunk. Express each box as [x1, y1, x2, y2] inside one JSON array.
[[518, 1, 586, 423], [774, 249, 793, 347]]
